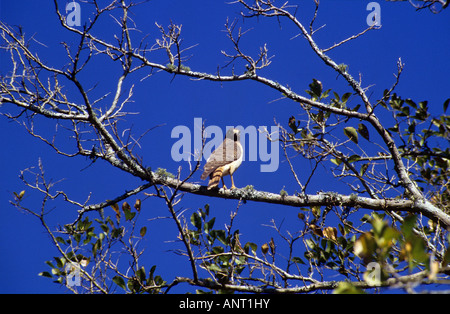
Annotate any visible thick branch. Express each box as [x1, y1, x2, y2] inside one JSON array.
[[153, 175, 450, 227]]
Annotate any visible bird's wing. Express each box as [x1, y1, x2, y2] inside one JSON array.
[[200, 138, 240, 180]]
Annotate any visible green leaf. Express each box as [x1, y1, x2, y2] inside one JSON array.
[[408, 121, 416, 134], [341, 92, 352, 104], [55, 237, 66, 245], [405, 98, 417, 109], [92, 239, 101, 257], [443, 247, 450, 266], [322, 88, 331, 99], [149, 265, 157, 282], [212, 246, 224, 255], [100, 223, 109, 234], [309, 79, 323, 99], [331, 158, 342, 166], [344, 126, 358, 144], [39, 271, 53, 278], [378, 226, 399, 249], [314, 110, 324, 123], [123, 208, 136, 222], [207, 263, 223, 273], [244, 242, 257, 255], [191, 212, 202, 229], [140, 226, 147, 237], [113, 276, 127, 290], [112, 227, 124, 239], [333, 92, 340, 102], [360, 163, 369, 176], [398, 106, 410, 117], [371, 213, 386, 237], [54, 257, 65, 268], [127, 278, 139, 293], [410, 237, 428, 264], [443, 98, 450, 113], [305, 238, 316, 249], [136, 266, 146, 283], [333, 282, 365, 294], [204, 217, 215, 234], [291, 256, 305, 264], [357, 123, 370, 141], [211, 229, 227, 245], [388, 123, 399, 134], [348, 154, 361, 163], [401, 215, 417, 240]]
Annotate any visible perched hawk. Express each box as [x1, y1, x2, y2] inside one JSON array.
[[201, 128, 243, 190]]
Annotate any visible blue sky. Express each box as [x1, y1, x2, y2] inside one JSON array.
[[0, 1, 449, 293]]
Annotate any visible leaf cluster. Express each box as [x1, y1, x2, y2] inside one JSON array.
[[39, 199, 166, 293], [188, 205, 257, 289]]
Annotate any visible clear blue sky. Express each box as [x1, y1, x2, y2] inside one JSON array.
[[0, 1, 449, 293]]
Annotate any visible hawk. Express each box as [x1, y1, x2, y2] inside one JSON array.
[[201, 128, 243, 190]]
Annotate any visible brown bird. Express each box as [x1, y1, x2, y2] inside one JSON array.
[[201, 128, 243, 190]]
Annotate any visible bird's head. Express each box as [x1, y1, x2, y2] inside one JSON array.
[[225, 128, 241, 142]]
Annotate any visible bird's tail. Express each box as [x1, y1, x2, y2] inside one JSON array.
[[207, 169, 223, 190]]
